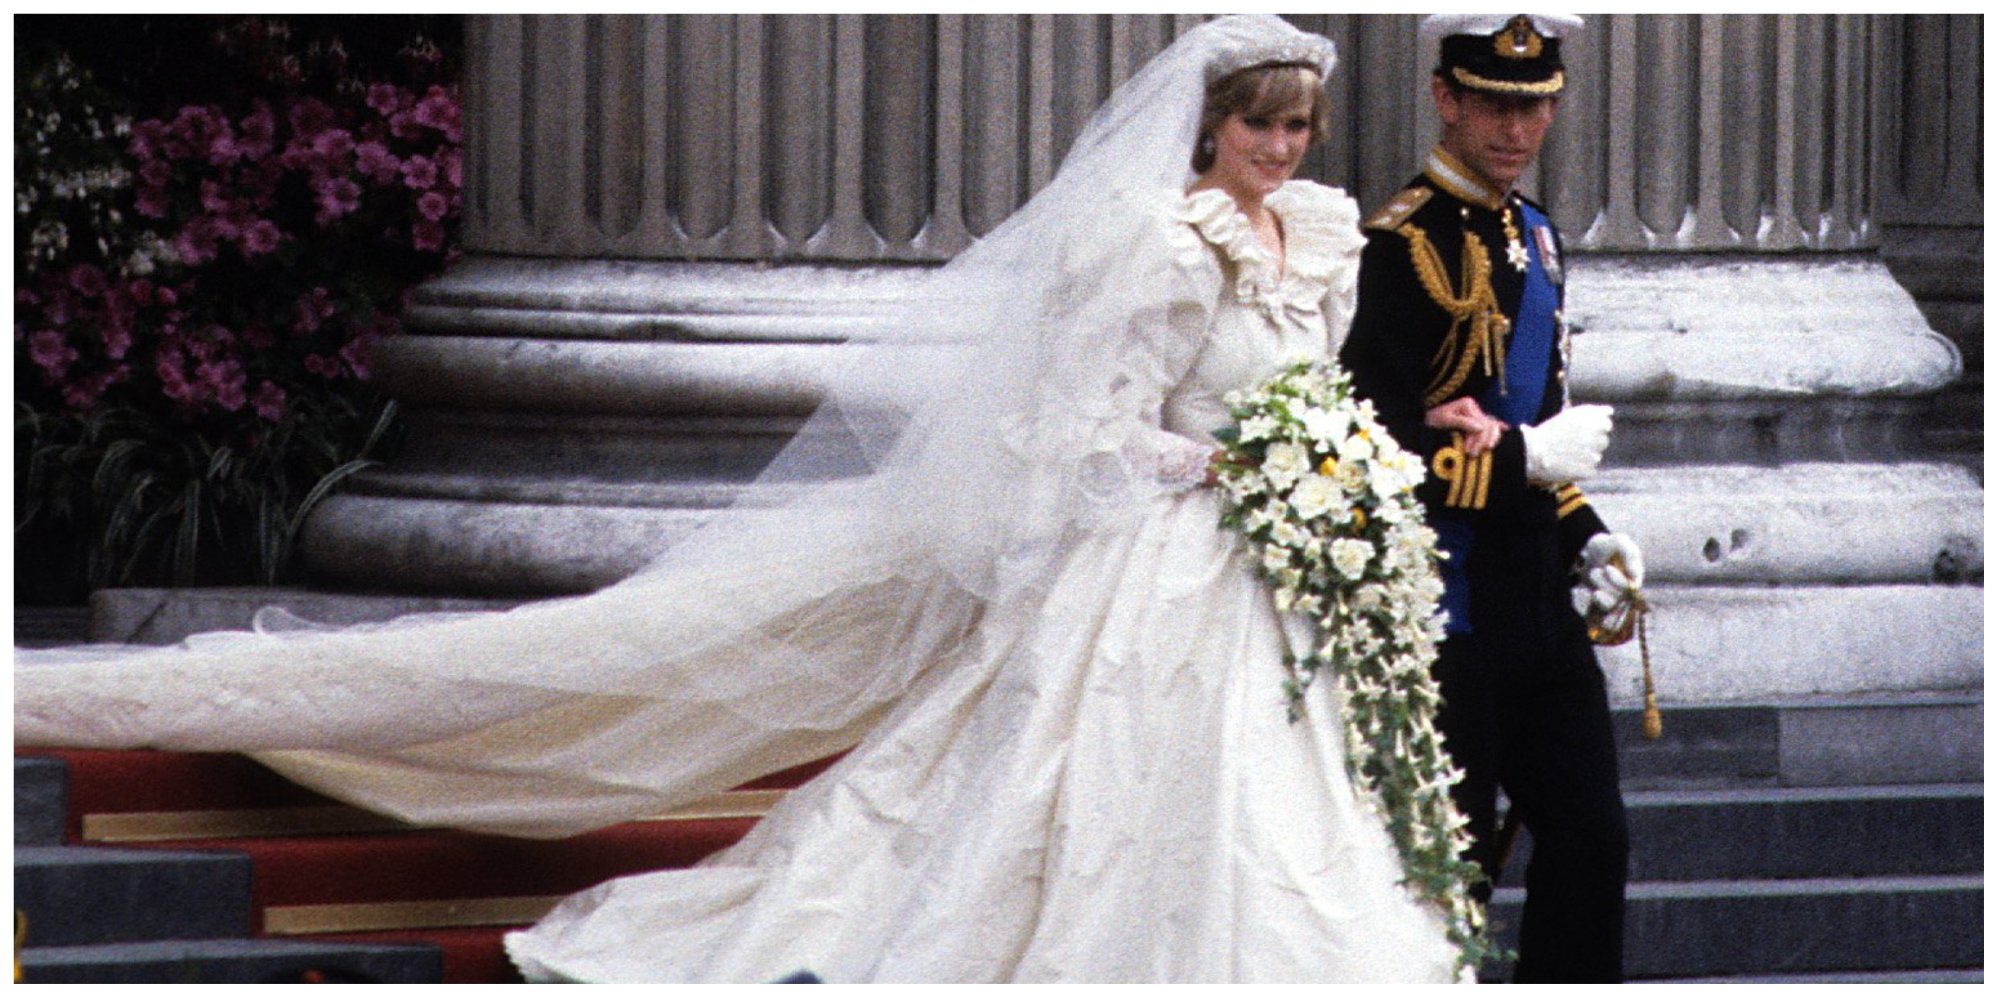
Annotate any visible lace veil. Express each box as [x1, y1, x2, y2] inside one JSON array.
[[16, 15, 1344, 837]]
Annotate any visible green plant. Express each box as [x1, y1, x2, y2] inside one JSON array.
[[16, 396, 400, 591]]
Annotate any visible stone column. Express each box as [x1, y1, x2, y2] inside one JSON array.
[[298, 15, 1978, 708]]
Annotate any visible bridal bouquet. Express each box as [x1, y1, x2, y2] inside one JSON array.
[[1212, 359, 1495, 972]]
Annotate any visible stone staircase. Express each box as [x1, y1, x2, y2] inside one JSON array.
[[1487, 696, 1983, 982], [12, 756, 442, 984], [11, 746, 828, 983], [16, 692, 1980, 983]]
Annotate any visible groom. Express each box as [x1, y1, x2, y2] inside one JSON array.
[[1338, 14, 1639, 982]]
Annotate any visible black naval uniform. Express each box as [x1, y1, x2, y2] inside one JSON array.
[[1337, 147, 1629, 982]]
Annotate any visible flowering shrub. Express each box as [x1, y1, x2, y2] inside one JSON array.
[[15, 19, 458, 598]]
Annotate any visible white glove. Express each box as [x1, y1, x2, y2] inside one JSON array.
[[1521, 404, 1612, 484], [1581, 532, 1645, 610]]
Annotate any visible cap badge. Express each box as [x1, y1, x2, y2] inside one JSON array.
[[1496, 15, 1544, 61]]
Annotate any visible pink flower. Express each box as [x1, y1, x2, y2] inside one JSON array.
[[311, 127, 356, 161], [197, 358, 247, 411], [136, 186, 172, 218], [388, 109, 423, 142], [101, 322, 133, 361], [99, 290, 136, 360], [278, 136, 317, 172], [251, 380, 287, 422], [170, 105, 228, 158], [304, 353, 343, 379], [173, 218, 221, 266], [417, 189, 450, 222], [240, 219, 283, 256], [238, 100, 278, 159], [207, 125, 244, 168], [61, 366, 129, 412], [293, 287, 336, 335], [139, 159, 173, 187], [67, 263, 107, 299], [288, 97, 336, 138], [354, 141, 400, 185], [198, 180, 232, 215], [339, 331, 378, 380], [129, 119, 168, 162], [412, 219, 446, 251], [42, 290, 75, 326], [157, 347, 196, 403], [313, 176, 362, 225], [412, 85, 461, 142], [366, 82, 404, 117], [29, 330, 78, 379], [399, 154, 437, 190], [437, 146, 462, 190]]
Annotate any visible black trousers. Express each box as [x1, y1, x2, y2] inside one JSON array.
[[1432, 623, 1629, 983]]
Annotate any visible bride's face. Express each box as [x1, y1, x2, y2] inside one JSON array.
[[1203, 96, 1315, 203]]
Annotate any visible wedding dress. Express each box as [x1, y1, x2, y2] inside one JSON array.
[[16, 15, 1459, 982]]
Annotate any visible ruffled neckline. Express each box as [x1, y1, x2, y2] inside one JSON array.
[[1175, 180, 1363, 316]]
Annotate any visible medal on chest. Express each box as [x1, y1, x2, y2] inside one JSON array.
[[1534, 224, 1563, 285], [1501, 201, 1528, 273]]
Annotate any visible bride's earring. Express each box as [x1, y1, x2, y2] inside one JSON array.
[[1199, 135, 1216, 160]]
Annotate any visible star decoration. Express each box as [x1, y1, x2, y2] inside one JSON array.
[[1506, 238, 1529, 272]]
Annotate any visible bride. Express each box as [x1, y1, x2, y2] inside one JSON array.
[[18, 15, 1463, 982]]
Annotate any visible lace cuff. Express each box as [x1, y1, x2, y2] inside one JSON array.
[[1141, 430, 1216, 492]]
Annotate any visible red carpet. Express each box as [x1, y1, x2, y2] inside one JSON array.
[[18, 747, 841, 983]]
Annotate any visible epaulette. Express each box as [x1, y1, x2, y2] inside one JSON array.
[[1365, 186, 1433, 232]]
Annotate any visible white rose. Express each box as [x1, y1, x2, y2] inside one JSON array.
[[1262, 543, 1293, 575], [1337, 431, 1376, 466], [1383, 449, 1426, 490], [1330, 537, 1375, 581], [1289, 473, 1340, 520], [1299, 405, 1349, 445], [1333, 458, 1367, 494], [1239, 414, 1279, 443], [1270, 517, 1307, 549], [1368, 462, 1410, 502], [1261, 441, 1311, 489]]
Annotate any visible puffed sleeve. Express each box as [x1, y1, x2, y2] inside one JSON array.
[[1023, 189, 1227, 500]]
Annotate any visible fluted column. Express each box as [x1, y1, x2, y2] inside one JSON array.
[[455, 13, 1916, 265]]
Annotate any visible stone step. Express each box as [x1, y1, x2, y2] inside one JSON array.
[[19, 938, 442, 984], [15, 757, 68, 846], [1660, 967, 1984, 984], [1487, 873, 1984, 981], [1499, 783, 1982, 886], [1620, 784, 1982, 881], [14, 846, 252, 947], [1610, 692, 1981, 789], [12, 605, 89, 648]]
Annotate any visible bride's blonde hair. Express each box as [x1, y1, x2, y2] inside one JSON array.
[[1192, 62, 1333, 173]]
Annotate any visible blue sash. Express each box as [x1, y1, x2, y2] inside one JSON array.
[[1437, 201, 1560, 634], [1482, 200, 1557, 425]]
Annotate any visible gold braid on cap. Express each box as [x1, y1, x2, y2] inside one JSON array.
[[1450, 66, 1566, 96], [1401, 224, 1505, 406]]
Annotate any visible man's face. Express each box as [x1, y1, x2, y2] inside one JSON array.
[[1432, 79, 1559, 193]]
